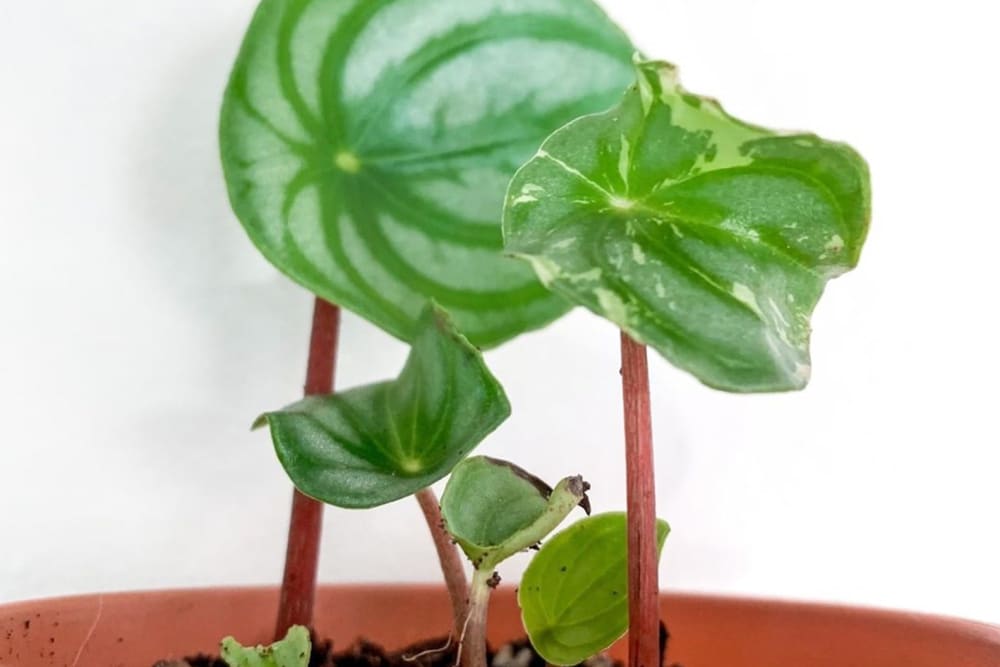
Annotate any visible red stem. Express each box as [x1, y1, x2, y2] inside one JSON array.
[[275, 297, 341, 639], [620, 332, 659, 667], [415, 487, 469, 637]]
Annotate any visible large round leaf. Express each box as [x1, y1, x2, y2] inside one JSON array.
[[220, 0, 635, 348], [518, 513, 669, 666], [257, 305, 510, 508], [504, 59, 871, 391]]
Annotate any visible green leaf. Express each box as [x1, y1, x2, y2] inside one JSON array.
[[220, 625, 310, 667], [441, 456, 588, 567], [518, 513, 669, 666], [258, 304, 510, 508], [219, 0, 636, 348], [504, 58, 871, 391]]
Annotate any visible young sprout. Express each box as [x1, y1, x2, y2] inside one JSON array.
[[440, 457, 591, 667], [220, 625, 310, 667]]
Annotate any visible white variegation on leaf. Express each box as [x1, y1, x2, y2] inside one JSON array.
[[220, 0, 636, 348], [504, 58, 871, 392]]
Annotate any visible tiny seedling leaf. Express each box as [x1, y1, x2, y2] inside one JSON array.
[[518, 513, 669, 666], [441, 456, 588, 567], [219, 0, 636, 348], [220, 624, 310, 667], [258, 304, 510, 508], [504, 58, 871, 391]]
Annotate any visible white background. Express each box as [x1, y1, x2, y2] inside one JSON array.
[[2, 0, 999, 624]]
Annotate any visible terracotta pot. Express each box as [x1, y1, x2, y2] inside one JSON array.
[[2, 585, 998, 666]]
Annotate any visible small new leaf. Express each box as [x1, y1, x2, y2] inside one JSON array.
[[258, 304, 510, 508], [219, 0, 636, 347], [220, 625, 310, 667], [518, 513, 670, 666], [504, 58, 871, 392], [441, 457, 588, 569]]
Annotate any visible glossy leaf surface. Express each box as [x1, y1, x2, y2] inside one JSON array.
[[221, 625, 310, 667], [518, 513, 669, 665], [504, 59, 871, 391], [258, 305, 510, 508], [441, 457, 587, 566], [220, 0, 635, 348]]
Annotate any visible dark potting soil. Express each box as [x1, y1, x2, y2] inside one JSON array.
[[154, 622, 680, 667], [154, 636, 598, 667]]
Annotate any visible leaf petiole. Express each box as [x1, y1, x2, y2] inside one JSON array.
[[274, 298, 340, 639], [415, 487, 469, 638], [458, 568, 496, 667], [620, 333, 658, 667]]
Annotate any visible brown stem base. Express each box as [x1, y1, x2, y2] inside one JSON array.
[[274, 298, 341, 639], [620, 332, 659, 667], [459, 569, 493, 667]]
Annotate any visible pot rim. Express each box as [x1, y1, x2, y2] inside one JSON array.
[[2, 583, 997, 639]]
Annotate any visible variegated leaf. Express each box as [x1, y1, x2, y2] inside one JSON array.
[[220, 0, 635, 347], [504, 59, 871, 391]]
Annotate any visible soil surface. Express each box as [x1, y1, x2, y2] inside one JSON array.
[[154, 623, 679, 667]]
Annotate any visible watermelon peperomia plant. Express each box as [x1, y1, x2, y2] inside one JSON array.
[[219, 1, 870, 667]]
